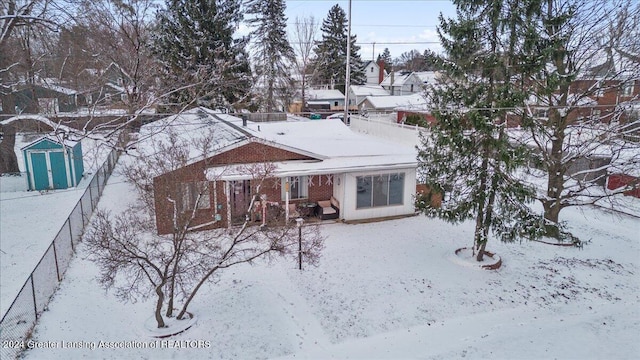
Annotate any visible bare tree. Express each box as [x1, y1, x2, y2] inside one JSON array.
[[521, 0, 640, 237], [73, 0, 159, 115], [289, 15, 318, 112], [85, 125, 323, 328]]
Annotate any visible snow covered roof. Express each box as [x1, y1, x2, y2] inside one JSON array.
[[143, 107, 417, 178], [205, 117, 417, 180], [137, 107, 249, 165], [380, 72, 420, 87], [363, 93, 429, 110], [0, 115, 74, 133], [414, 71, 438, 85], [21, 135, 79, 150], [37, 82, 78, 95], [307, 89, 345, 100], [350, 85, 390, 97]]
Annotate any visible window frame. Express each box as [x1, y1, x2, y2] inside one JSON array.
[[281, 176, 309, 200], [356, 172, 405, 209], [178, 181, 211, 212]]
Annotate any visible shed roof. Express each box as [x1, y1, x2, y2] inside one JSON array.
[[21, 135, 79, 150]]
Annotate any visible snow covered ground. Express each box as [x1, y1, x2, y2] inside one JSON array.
[[0, 136, 113, 316], [16, 161, 640, 359]]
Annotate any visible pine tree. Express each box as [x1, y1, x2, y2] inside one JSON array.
[[246, 0, 295, 113], [312, 4, 365, 93], [376, 47, 392, 72], [152, 0, 252, 110], [416, 0, 551, 261]]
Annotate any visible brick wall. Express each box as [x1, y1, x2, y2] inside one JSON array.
[[154, 140, 321, 234]]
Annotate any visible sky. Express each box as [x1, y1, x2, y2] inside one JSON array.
[[237, 0, 456, 62], [284, 0, 456, 61]]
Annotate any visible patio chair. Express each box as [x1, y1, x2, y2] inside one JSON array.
[[316, 197, 340, 220]]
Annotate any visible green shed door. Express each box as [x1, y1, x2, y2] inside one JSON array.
[[49, 151, 68, 189], [30, 152, 51, 190]]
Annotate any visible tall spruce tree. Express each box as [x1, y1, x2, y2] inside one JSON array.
[[152, 0, 252, 110], [246, 0, 295, 113], [312, 4, 365, 93], [376, 47, 392, 72], [416, 0, 555, 261]]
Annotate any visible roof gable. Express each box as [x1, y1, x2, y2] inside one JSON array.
[[21, 136, 78, 151]]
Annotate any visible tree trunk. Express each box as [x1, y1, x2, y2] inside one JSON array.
[[0, 124, 20, 173], [154, 282, 166, 328], [476, 240, 487, 262], [544, 125, 565, 238]]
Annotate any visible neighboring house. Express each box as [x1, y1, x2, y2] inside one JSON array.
[[22, 135, 84, 191], [12, 82, 79, 114], [348, 85, 390, 107], [306, 89, 345, 112], [360, 93, 429, 113], [77, 62, 132, 107], [146, 107, 417, 235], [414, 71, 439, 88], [362, 60, 387, 85], [380, 71, 423, 95]]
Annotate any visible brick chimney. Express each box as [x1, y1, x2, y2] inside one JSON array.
[[377, 60, 385, 84]]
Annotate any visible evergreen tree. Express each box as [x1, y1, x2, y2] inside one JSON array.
[[152, 0, 252, 110], [416, 0, 554, 261], [376, 47, 392, 72], [312, 4, 365, 93], [246, 0, 295, 113]]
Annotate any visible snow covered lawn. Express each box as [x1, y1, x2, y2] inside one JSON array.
[[0, 136, 112, 316], [18, 164, 640, 359]]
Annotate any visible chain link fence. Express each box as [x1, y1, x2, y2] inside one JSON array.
[[0, 134, 125, 360]]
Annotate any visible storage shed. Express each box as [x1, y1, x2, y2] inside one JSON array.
[[22, 136, 84, 191]]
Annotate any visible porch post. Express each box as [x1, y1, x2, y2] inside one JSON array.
[[285, 179, 290, 223], [224, 181, 231, 229]]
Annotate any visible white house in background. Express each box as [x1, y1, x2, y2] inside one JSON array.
[[348, 85, 390, 107], [380, 72, 423, 95], [362, 60, 387, 85], [414, 71, 439, 87], [360, 93, 429, 113], [306, 89, 345, 111]]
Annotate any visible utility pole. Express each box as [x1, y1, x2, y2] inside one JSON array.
[[343, 0, 352, 124]]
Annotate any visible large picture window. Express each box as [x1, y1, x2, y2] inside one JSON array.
[[178, 181, 210, 212], [356, 173, 405, 209], [281, 176, 308, 200]]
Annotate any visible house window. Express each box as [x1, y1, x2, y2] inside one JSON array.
[[534, 108, 548, 119], [178, 181, 210, 212], [622, 81, 634, 97], [410, 84, 414, 92], [356, 173, 405, 209], [592, 109, 601, 119], [334, 101, 339, 106], [371, 67, 374, 73], [282, 176, 308, 200]]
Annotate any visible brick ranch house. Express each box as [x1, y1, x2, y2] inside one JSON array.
[[146, 108, 418, 235]]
